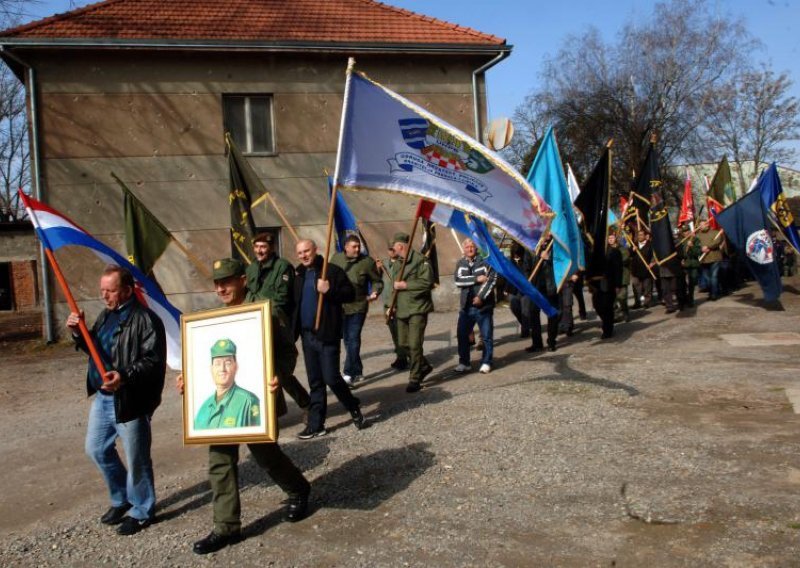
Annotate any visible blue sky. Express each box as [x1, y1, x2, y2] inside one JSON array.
[[24, 0, 800, 165]]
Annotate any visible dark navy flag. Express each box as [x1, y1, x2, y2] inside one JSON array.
[[759, 162, 800, 253], [716, 190, 782, 302]]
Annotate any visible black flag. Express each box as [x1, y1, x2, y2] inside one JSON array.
[[637, 144, 677, 265], [226, 133, 257, 263], [574, 147, 610, 280]]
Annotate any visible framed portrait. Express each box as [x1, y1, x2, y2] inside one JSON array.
[[181, 301, 277, 445]]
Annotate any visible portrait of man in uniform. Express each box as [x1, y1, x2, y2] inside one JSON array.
[[194, 338, 261, 430]]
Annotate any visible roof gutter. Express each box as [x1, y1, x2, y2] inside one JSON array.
[[471, 49, 511, 141], [0, 46, 54, 343], [0, 37, 508, 55]]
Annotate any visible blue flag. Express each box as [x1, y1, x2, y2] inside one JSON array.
[[716, 189, 781, 302], [328, 178, 369, 255], [526, 127, 584, 290], [465, 215, 557, 317], [758, 162, 800, 254]]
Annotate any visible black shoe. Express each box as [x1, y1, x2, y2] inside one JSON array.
[[566, 327, 574, 337], [284, 493, 309, 523], [547, 344, 557, 352], [351, 408, 369, 430], [601, 332, 613, 339], [525, 345, 543, 353], [405, 381, 422, 393], [519, 330, 530, 339], [116, 516, 151, 536], [100, 504, 131, 525], [579, 312, 587, 320], [297, 426, 327, 440], [419, 363, 433, 382], [193, 531, 242, 555], [390, 359, 409, 370]]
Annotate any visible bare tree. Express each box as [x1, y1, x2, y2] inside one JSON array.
[[510, 0, 758, 204], [703, 68, 800, 194], [0, 0, 40, 220]]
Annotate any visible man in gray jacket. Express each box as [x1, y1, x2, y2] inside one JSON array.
[[454, 238, 497, 374]]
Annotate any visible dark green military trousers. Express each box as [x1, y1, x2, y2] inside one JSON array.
[[208, 442, 309, 535], [396, 313, 431, 384]]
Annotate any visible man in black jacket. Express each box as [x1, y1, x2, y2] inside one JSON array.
[[592, 232, 624, 339], [66, 265, 166, 536], [292, 239, 367, 439]]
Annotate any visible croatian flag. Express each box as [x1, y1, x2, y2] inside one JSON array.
[[19, 191, 182, 369]]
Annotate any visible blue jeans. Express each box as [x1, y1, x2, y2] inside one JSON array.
[[85, 394, 155, 520], [342, 312, 367, 377], [301, 331, 360, 431], [700, 262, 720, 298], [456, 306, 494, 366]]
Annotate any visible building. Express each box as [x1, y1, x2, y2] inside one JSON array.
[[0, 0, 510, 339]]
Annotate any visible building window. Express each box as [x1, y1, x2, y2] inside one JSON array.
[[223, 95, 275, 154]]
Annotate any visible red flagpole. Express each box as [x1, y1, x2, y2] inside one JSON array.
[[43, 248, 109, 381]]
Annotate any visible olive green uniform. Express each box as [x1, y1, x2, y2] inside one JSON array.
[[614, 245, 631, 321], [329, 252, 384, 315], [381, 257, 407, 364], [194, 384, 261, 430], [244, 255, 310, 410], [392, 249, 434, 386]]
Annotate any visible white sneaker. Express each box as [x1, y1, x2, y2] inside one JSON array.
[[479, 363, 491, 374], [342, 374, 353, 385], [454, 363, 470, 373]]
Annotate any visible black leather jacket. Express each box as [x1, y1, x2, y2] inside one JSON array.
[[292, 255, 355, 343], [76, 300, 167, 423]]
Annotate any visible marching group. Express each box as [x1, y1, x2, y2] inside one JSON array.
[[65, 218, 793, 552]]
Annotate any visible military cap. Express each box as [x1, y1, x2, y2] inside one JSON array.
[[253, 232, 274, 245], [212, 258, 244, 281], [210, 338, 237, 359], [392, 232, 410, 244]]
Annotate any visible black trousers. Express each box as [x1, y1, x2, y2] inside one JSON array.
[[530, 294, 560, 348], [592, 288, 615, 337]]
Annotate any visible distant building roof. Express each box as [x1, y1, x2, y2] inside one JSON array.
[[0, 0, 506, 49]]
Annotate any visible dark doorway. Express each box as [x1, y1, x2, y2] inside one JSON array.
[[0, 263, 12, 311]]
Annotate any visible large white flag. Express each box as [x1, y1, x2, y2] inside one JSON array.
[[335, 68, 552, 252]]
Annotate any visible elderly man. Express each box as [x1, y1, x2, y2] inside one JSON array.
[[66, 265, 166, 536], [454, 238, 497, 374], [292, 239, 367, 438], [389, 232, 435, 393], [194, 338, 261, 429], [177, 258, 310, 554], [330, 234, 383, 385]]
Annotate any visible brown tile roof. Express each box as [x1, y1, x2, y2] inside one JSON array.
[[0, 0, 505, 47]]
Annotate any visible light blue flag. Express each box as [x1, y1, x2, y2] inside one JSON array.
[[525, 127, 584, 291], [335, 69, 553, 253], [607, 208, 619, 227]]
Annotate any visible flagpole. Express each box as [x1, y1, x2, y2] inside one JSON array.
[[250, 191, 300, 243], [43, 248, 109, 380], [622, 231, 658, 280], [527, 238, 554, 282], [315, 56, 356, 331]]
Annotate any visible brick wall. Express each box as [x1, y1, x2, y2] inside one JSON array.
[[11, 260, 38, 309]]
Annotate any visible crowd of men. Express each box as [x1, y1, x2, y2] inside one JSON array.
[[66, 220, 793, 552]]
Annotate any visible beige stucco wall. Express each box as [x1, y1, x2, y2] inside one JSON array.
[[20, 49, 493, 322]]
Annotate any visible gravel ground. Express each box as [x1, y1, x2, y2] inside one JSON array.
[[1, 277, 799, 567]]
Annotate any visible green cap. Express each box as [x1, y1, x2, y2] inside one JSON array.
[[212, 258, 244, 281], [392, 232, 410, 244], [210, 338, 237, 359]]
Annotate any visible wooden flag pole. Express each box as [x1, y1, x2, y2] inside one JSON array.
[[698, 230, 725, 263], [251, 190, 301, 244], [622, 231, 658, 280], [43, 248, 109, 380], [385, 209, 422, 323], [314, 182, 339, 331], [527, 238, 554, 282]]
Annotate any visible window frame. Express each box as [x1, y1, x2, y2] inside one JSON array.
[[222, 94, 277, 156]]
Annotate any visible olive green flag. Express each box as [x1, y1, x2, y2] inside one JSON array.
[[707, 156, 737, 207], [115, 173, 171, 278]]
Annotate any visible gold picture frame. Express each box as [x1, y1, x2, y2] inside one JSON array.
[[181, 301, 277, 445]]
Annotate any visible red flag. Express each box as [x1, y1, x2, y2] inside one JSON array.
[[619, 195, 629, 218], [707, 197, 723, 230], [678, 170, 694, 226]]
